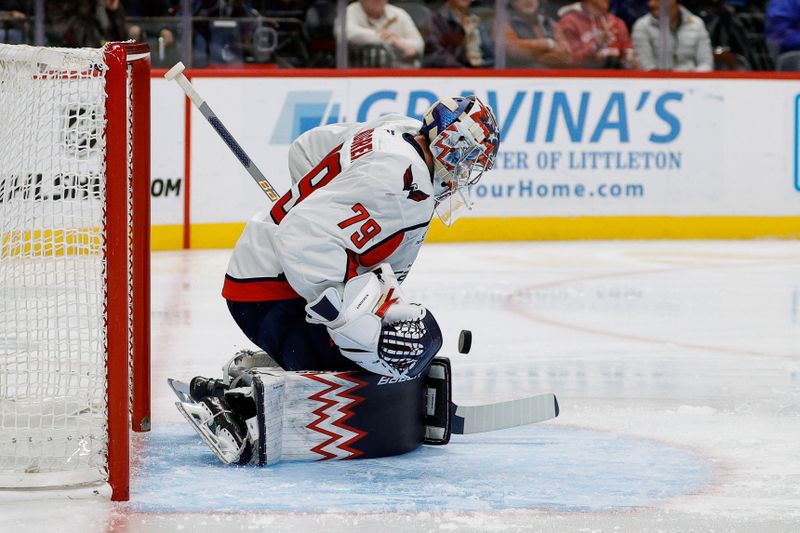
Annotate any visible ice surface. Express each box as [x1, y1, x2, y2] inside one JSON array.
[[2, 240, 799, 532], [131, 424, 709, 513]]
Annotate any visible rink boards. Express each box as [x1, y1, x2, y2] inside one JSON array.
[[147, 71, 800, 249]]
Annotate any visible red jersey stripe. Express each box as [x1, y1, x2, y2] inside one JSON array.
[[359, 232, 404, 267], [223, 277, 301, 302]]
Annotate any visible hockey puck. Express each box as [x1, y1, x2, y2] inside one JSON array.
[[458, 329, 472, 354]]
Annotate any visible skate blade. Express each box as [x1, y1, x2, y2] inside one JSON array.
[[168, 378, 194, 403], [175, 401, 237, 464]]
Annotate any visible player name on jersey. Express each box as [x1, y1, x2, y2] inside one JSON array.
[[350, 128, 374, 162]]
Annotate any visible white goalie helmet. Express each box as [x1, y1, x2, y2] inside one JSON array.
[[420, 95, 500, 226]]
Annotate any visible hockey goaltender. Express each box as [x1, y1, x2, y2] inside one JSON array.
[[168, 95, 558, 466]]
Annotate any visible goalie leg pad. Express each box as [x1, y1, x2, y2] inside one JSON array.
[[176, 360, 453, 466], [248, 366, 431, 464]]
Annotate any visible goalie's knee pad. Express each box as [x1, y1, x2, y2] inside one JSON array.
[[223, 349, 281, 386]]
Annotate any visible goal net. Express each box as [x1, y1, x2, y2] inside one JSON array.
[[0, 43, 150, 501]]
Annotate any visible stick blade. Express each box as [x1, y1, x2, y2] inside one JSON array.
[[450, 393, 559, 434], [164, 61, 186, 80]]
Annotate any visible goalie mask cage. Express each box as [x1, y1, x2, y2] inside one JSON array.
[[0, 42, 151, 502]]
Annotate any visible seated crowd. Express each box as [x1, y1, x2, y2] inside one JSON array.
[[0, 0, 789, 71], [342, 0, 778, 71]]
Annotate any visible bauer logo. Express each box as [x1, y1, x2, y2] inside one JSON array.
[[377, 374, 420, 385], [270, 91, 343, 145], [794, 94, 800, 193]]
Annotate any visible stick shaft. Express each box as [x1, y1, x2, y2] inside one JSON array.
[[168, 68, 280, 202]]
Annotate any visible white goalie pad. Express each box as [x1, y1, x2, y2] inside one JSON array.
[[249, 368, 373, 465], [169, 369, 378, 466], [174, 369, 361, 466]]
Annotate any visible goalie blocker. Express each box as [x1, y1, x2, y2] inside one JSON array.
[[172, 352, 559, 465]]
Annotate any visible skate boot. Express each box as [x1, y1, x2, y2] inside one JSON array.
[[195, 396, 253, 465], [189, 376, 228, 402]]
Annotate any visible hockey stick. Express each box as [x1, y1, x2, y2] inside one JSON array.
[[164, 62, 281, 202], [450, 393, 559, 434]]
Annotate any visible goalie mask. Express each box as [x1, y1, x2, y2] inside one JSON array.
[[420, 95, 500, 226]]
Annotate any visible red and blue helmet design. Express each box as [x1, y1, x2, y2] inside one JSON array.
[[419, 95, 500, 225]]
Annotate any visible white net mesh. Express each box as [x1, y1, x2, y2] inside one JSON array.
[[0, 45, 110, 487]]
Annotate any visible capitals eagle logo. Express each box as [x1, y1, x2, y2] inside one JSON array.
[[402, 166, 429, 202]]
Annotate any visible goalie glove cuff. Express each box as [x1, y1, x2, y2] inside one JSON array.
[[381, 302, 425, 324], [305, 286, 345, 327]]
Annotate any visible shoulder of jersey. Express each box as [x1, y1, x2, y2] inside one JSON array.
[[349, 116, 433, 204], [359, 117, 424, 168], [371, 123, 422, 161]]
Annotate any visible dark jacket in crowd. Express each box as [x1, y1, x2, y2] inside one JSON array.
[[423, 4, 494, 68], [0, 0, 29, 14], [123, 0, 173, 17], [191, 0, 252, 17], [47, 0, 127, 47], [766, 0, 800, 53]]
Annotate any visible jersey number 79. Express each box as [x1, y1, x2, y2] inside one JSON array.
[[270, 144, 382, 249], [337, 203, 382, 249]]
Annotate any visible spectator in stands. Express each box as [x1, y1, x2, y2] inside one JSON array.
[[555, 0, 637, 68], [505, 0, 573, 68], [0, 1, 27, 44], [424, 0, 494, 68], [631, 0, 713, 71], [186, 0, 254, 65], [610, 0, 649, 29], [343, 0, 425, 68], [766, 0, 800, 53], [124, 0, 175, 46], [46, 0, 127, 47], [305, 0, 337, 67]]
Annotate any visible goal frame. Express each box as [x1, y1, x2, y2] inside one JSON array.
[[0, 41, 151, 502], [105, 41, 152, 502]]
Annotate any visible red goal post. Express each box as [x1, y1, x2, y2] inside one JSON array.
[[106, 41, 152, 501], [0, 42, 151, 502]]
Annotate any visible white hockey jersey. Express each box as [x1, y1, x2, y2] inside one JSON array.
[[223, 114, 435, 304]]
